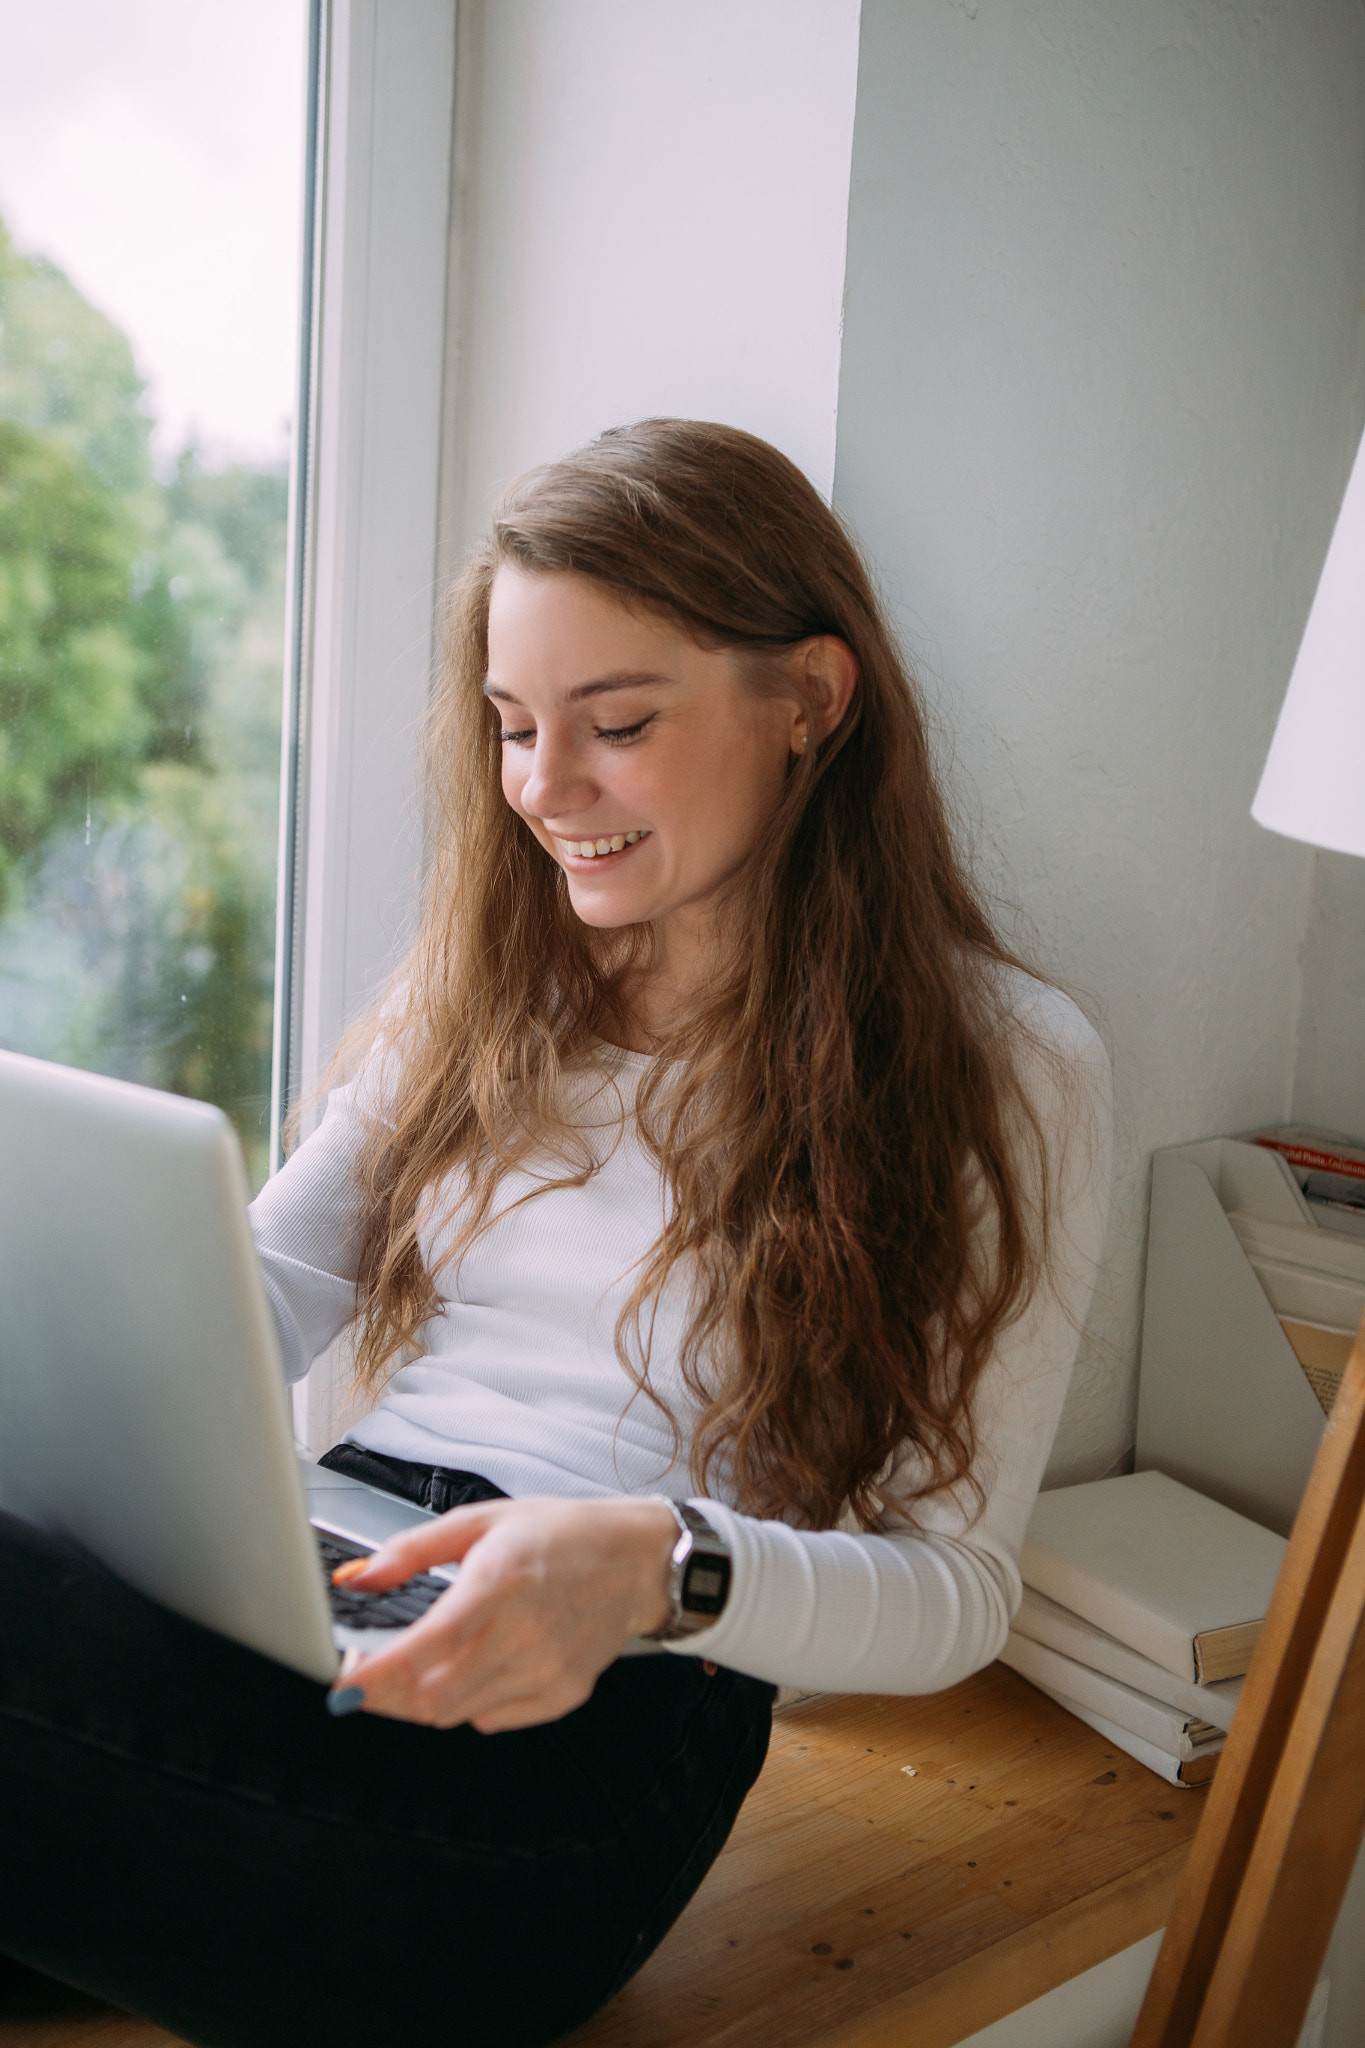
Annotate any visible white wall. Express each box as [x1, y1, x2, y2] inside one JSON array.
[[439, 0, 862, 563], [832, 0, 1365, 1483], [1294, 849, 1365, 1143]]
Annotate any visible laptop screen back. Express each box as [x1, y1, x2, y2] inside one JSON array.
[[0, 1050, 337, 1681]]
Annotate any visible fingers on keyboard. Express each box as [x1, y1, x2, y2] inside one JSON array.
[[316, 1532, 445, 1630]]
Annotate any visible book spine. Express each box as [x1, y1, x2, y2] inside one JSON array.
[[1018, 1546, 1197, 1683], [1255, 1135, 1365, 1185]]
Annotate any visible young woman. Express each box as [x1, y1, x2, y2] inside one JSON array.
[[0, 421, 1109, 2048]]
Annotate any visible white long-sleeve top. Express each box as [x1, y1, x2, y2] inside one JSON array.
[[248, 970, 1111, 1695]]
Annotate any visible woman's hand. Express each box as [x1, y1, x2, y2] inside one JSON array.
[[326, 1495, 679, 1733]]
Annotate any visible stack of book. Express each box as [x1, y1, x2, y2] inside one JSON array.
[[1001, 1470, 1288, 1787], [1246, 1124, 1365, 1412]]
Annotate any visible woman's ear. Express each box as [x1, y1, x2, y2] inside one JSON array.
[[801, 635, 859, 744]]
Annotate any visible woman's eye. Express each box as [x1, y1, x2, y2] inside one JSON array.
[[595, 715, 655, 746], [498, 714, 654, 748]]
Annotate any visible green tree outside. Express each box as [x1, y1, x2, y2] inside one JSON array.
[[0, 220, 285, 1188]]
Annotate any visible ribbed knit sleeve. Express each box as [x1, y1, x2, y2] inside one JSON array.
[[247, 1081, 371, 1384]]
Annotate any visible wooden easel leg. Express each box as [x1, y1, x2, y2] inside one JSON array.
[[1191, 1490, 1365, 2045], [1131, 1311, 1365, 2048]]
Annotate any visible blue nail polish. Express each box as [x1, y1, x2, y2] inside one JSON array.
[[327, 1685, 366, 1717]]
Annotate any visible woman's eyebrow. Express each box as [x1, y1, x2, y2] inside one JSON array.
[[482, 671, 675, 706]]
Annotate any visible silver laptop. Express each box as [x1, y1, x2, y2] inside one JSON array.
[[0, 1048, 459, 1684]]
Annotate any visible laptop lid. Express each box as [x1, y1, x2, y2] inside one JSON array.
[[0, 1049, 340, 1684]]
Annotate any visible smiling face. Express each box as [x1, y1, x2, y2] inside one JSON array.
[[485, 567, 803, 979]]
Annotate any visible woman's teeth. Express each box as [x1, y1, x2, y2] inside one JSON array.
[[563, 830, 647, 860]]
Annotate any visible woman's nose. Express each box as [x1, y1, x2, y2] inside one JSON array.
[[518, 736, 597, 821]]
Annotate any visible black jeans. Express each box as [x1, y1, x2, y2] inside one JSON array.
[[0, 1450, 774, 2048]]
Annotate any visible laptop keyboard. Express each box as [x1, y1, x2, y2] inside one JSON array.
[[314, 1530, 450, 1631]]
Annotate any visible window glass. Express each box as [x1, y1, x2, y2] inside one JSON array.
[[0, 1, 308, 1190]]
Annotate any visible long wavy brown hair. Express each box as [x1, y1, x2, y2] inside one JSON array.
[[341, 418, 1054, 1532]]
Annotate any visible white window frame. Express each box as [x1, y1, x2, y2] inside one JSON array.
[[276, 0, 457, 1134], [275, 0, 458, 1448]]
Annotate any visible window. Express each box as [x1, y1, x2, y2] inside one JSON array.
[[0, 0, 311, 1192]]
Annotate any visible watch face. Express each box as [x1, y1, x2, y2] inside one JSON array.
[[682, 1553, 730, 1617]]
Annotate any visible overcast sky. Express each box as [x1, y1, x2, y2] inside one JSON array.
[[0, 0, 307, 466]]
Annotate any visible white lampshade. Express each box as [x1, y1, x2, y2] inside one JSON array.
[[1252, 425, 1365, 858]]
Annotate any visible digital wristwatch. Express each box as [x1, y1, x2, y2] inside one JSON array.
[[646, 1499, 732, 1640]]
